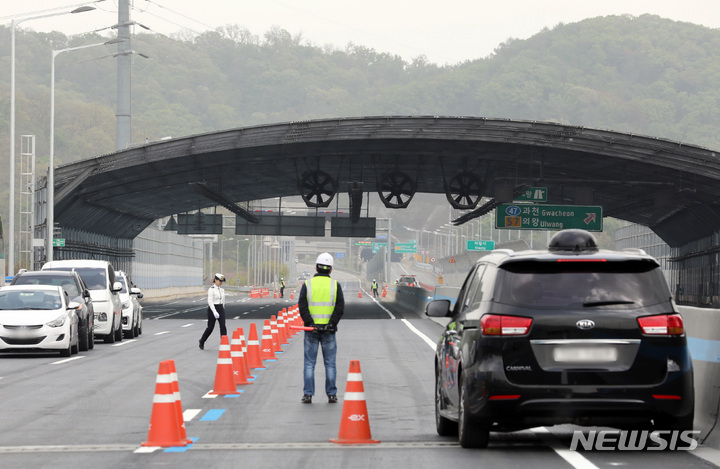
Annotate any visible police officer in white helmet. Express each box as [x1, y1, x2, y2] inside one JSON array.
[[298, 252, 345, 404], [199, 273, 227, 350]]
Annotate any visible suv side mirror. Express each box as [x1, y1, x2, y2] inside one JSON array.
[[426, 299, 452, 318], [112, 281, 122, 293]]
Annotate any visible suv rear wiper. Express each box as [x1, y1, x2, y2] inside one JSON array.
[[583, 300, 636, 307]]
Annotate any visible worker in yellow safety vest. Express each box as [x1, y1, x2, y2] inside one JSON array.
[[298, 252, 345, 404]]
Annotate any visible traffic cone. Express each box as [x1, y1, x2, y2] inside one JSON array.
[[166, 359, 192, 444], [290, 290, 294, 299], [246, 323, 265, 369], [273, 290, 278, 299], [277, 311, 289, 345], [239, 328, 254, 381], [260, 319, 277, 361], [358, 289, 362, 298], [209, 335, 238, 395], [381, 286, 387, 298], [231, 329, 251, 385], [142, 360, 189, 447], [270, 315, 282, 353], [330, 360, 380, 445]]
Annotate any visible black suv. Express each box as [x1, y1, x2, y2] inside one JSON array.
[[11, 270, 95, 351], [426, 229, 693, 448]]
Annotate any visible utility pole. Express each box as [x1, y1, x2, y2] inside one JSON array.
[[116, 0, 131, 150]]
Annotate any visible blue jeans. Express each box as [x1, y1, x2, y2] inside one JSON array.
[[303, 331, 337, 396]]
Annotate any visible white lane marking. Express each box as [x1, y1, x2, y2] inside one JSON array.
[[133, 446, 161, 453], [182, 323, 194, 328], [401, 319, 435, 349], [371, 296, 396, 319], [112, 339, 136, 347], [154, 331, 170, 336], [531, 427, 599, 469], [183, 409, 202, 422], [51, 356, 85, 365], [202, 390, 218, 399]]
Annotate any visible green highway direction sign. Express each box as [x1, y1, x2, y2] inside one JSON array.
[[372, 242, 387, 253], [394, 242, 417, 253], [53, 238, 65, 247], [514, 187, 548, 202], [496, 204, 603, 231], [467, 240, 495, 251]]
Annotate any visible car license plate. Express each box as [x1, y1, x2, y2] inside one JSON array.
[[553, 346, 617, 362]]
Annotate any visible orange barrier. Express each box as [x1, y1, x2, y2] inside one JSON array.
[[231, 329, 251, 386], [209, 335, 238, 395], [270, 315, 282, 353], [330, 360, 380, 445], [260, 319, 277, 361], [142, 360, 189, 447], [246, 323, 265, 369]]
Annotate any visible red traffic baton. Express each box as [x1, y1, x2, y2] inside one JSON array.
[[289, 325, 315, 331]]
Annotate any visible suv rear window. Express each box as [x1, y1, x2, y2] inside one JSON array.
[[49, 267, 107, 290], [496, 259, 668, 308]]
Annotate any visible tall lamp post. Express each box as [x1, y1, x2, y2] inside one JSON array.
[[48, 38, 123, 262], [8, 3, 98, 274]]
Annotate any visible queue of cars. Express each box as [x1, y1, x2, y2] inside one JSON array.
[[0, 259, 144, 356], [426, 229, 694, 448]]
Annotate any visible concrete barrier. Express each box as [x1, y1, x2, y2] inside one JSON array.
[[678, 305, 720, 448]]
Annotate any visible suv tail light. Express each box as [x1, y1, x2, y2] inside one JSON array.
[[481, 314, 532, 336], [637, 314, 684, 335]]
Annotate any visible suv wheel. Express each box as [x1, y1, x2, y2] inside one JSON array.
[[114, 317, 123, 341], [458, 374, 490, 448], [435, 366, 457, 436], [78, 322, 89, 352], [105, 322, 116, 343]]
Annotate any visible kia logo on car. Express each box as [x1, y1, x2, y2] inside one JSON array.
[[576, 319, 595, 330]]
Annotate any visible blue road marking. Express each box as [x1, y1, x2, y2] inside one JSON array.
[[164, 437, 198, 452], [200, 409, 226, 421]]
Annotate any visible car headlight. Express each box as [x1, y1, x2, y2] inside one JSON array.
[[46, 315, 67, 328], [122, 301, 131, 309]]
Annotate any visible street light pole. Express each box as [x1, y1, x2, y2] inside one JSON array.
[[48, 38, 122, 262], [8, 4, 97, 274]]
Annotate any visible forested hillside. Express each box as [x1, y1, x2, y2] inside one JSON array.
[[1, 13, 719, 231]]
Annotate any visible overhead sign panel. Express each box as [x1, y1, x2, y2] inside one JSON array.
[[394, 242, 417, 253], [495, 204, 603, 231], [236, 214, 325, 236], [330, 217, 376, 237], [177, 213, 223, 234]]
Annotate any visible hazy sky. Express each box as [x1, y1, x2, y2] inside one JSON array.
[[3, 0, 720, 64]]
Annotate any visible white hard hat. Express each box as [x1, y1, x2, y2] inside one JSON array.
[[214, 273, 226, 282], [316, 252, 334, 268]]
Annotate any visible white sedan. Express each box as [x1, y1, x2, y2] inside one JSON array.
[[0, 285, 80, 357]]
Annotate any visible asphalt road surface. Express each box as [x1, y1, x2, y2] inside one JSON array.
[[1, 269, 718, 468]]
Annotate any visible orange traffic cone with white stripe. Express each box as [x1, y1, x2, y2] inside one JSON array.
[[290, 290, 294, 299], [209, 335, 238, 395], [231, 329, 251, 385], [239, 328, 254, 381], [277, 310, 289, 345], [246, 323, 265, 369], [166, 359, 192, 444], [270, 315, 282, 353], [260, 319, 277, 361], [330, 360, 380, 445], [142, 360, 189, 447], [358, 289, 362, 298]]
